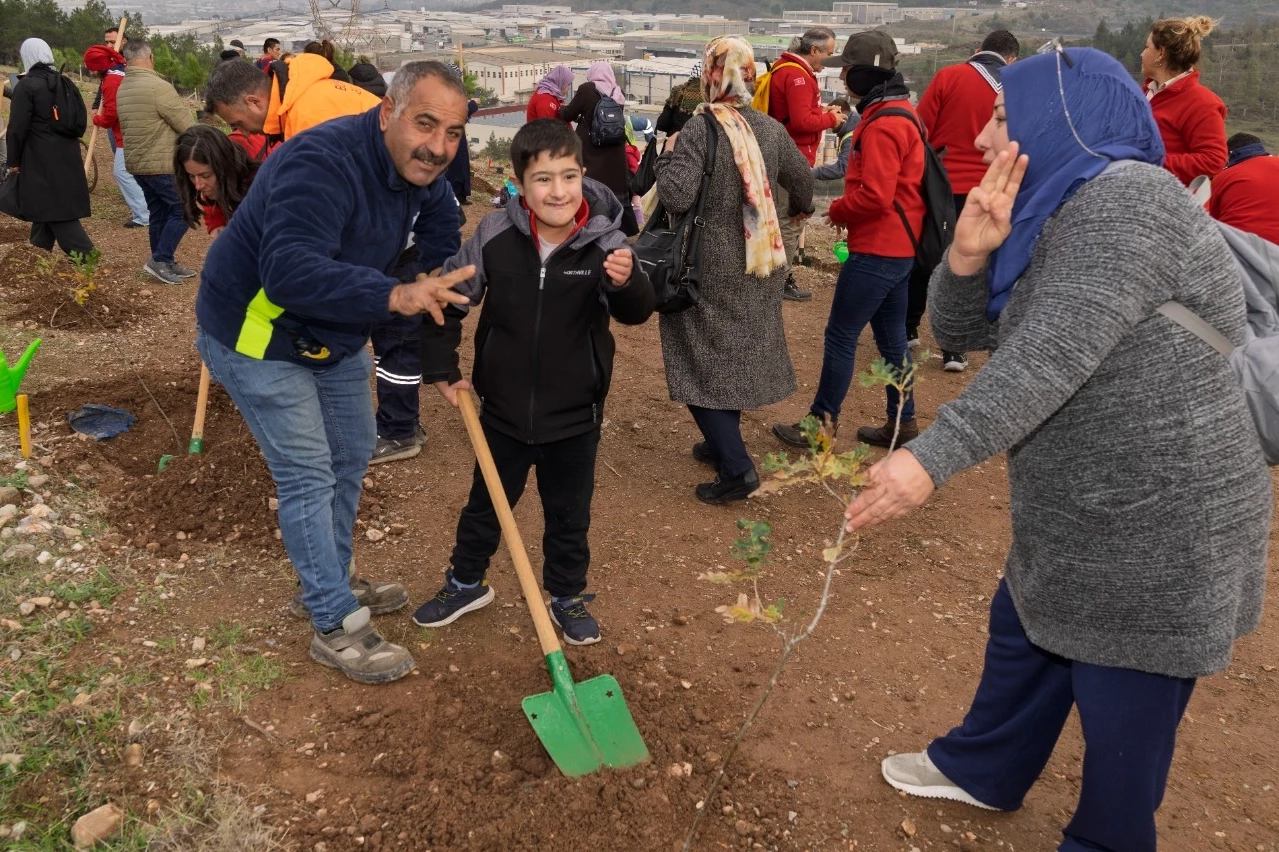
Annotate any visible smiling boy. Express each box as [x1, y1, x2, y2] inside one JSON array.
[[415, 118, 655, 645]]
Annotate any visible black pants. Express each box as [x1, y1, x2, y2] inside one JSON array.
[[451, 424, 599, 597], [371, 313, 422, 440], [905, 192, 968, 335], [613, 190, 639, 237], [30, 221, 93, 257], [688, 405, 753, 479]]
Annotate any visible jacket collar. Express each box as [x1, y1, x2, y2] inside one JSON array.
[[777, 52, 817, 79], [968, 51, 1008, 92], [505, 176, 624, 248], [1145, 68, 1198, 99], [1227, 143, 1269, 168]]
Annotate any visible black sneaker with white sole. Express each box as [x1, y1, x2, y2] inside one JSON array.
[[942, 352, 968, 372], [412, 570, 495, 627], [369, 426, 426, 465], [549, 594, 601, 645]]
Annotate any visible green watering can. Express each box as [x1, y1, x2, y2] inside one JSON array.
[[0, 340, 41, 414]]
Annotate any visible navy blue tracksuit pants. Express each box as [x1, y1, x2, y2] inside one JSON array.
[[928, 580, 1195, 852], [371, 246, 424, 441]]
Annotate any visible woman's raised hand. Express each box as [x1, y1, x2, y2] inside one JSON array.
[[948, 142, 1028, 276]]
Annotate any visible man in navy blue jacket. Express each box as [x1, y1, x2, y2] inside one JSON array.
[[195, 61, 475, 685]]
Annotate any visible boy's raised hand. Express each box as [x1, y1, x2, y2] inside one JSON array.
[[603, 249, 633, 286], [388, 265, 476, 324]]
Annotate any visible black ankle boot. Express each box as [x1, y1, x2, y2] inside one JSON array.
[[695, 469, 760, 505]]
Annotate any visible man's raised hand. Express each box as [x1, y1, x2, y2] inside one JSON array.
[[388, 265, 476, 325]]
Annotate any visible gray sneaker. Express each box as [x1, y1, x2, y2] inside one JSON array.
[[290, 575, 408, 619], [880, 752, 999, 810], [143, 259, 183, 286], [369, 427, 426, 465], [168, 261, 198, 278], [310, 606, 416, 684]]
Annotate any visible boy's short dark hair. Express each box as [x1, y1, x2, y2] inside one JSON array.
[[264, 37, 280, 52], [1227, 132, 1263, 152], [511, 119, 583, 181], [830, 97, 851, 112], [980, 30, 1021, 60]]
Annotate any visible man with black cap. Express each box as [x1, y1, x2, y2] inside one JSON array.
[[773, 29, 926, 451]]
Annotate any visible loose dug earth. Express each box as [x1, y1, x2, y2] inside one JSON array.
[[31, 372, 393, 557], [0, 241, 156, 330], [5, 170, 1278, 851]]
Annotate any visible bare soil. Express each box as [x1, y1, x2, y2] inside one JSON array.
[[4, 162, 1277, 852]]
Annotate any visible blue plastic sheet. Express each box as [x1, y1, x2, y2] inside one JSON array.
[[67, 404, 135, 441]]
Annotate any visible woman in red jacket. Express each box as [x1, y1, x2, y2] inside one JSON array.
[[1141, 16, 1227, 185], [174, 125, 266, 237], [525, 65, 573, 123]]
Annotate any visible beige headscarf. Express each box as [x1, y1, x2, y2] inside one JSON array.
[[697, 36, 786, 278]]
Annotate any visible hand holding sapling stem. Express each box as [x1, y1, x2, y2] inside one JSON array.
[[844, 448, 935, 532]]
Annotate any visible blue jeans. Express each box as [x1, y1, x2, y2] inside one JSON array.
[[133, 173, 187, 264], [196, 329, 375, 633], [810, 252, 915, 423], [113, 147, 149, 225], [928, 581, 1195, 852]]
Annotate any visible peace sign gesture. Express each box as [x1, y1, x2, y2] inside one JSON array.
[[948, 142, 1029, 277]]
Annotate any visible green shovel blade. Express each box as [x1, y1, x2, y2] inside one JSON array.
[[521, 650, 649, 778]]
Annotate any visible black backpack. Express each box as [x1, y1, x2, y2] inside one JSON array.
[[855, 107, 954, 277], [590, 94, 626, 147], [45, 70, 88, 139]]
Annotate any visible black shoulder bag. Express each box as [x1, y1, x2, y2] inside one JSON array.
[[632, 112, 718, 315]]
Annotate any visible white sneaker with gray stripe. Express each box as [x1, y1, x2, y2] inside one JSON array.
[[880, 751, 999, 810]]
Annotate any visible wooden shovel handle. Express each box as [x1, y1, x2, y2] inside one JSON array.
[[191, 362, 210, 442], [457, 391, 562, 656]]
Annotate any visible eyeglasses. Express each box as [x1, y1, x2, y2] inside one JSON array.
[[1037, 37, 1075, 68]]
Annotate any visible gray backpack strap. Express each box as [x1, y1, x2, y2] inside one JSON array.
[[1156, 301, 1235, 358]]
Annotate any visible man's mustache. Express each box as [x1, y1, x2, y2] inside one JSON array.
[[412, 146, 449, 166]]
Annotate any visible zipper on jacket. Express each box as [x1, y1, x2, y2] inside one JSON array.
[[527, 264, 547, 441]]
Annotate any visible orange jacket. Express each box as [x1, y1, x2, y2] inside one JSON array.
[[265, 54, 381, 141]]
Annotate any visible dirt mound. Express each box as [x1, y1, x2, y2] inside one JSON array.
[[0, 243, 156, 330], [262, 641, 799, 852], [471, 174, 499, 197]]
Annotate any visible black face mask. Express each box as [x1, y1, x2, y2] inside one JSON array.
[[844, 66, 893, 98]]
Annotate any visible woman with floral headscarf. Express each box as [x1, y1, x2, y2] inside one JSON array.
[[844, 47, 1269, 850], [560, 60, 636, 235], [654, 36, 814, 505]]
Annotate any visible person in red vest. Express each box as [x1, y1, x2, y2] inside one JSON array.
[[766, 26, 847, 302], [772, 30, 924, 451], [911, 29, 1020, 373], [1141, 16, 1227, 186], [1208, 134, 1279, 246]]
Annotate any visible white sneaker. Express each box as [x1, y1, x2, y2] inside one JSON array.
[[880, 751, 999, 810]]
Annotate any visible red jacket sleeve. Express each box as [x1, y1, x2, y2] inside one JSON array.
[[203, 202, 227, 235], [780, 69, 838, 136], [1164, 97, 1227, 184], [93, 73, 120, 130], [828, 119, 912, 226]]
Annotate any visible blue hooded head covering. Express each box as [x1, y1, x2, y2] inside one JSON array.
[[986, 47, 1165, 321]]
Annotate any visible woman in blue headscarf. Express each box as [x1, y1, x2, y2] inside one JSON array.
[[842, 47, 1270, 850]]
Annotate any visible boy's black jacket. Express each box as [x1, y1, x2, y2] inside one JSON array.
[[422, 177, 655, 444]]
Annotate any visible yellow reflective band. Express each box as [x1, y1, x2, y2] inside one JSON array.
[[234, 288, 285, 359]]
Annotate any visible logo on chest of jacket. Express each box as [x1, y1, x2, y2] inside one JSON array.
[[561, 269, 596, 277]]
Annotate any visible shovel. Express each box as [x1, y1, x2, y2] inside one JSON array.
[[456, 391, 649, 777], [159, 363, 210, 472]]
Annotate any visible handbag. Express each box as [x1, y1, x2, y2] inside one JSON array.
[[629, 138, 658, 197], [0, 170, 24, 221], [632, 112, 718, 315]]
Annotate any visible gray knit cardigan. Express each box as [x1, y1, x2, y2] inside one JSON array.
[[908, 162, 1271, 679]]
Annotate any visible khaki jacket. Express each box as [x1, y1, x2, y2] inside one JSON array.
[[117, 66, 194, 176]]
